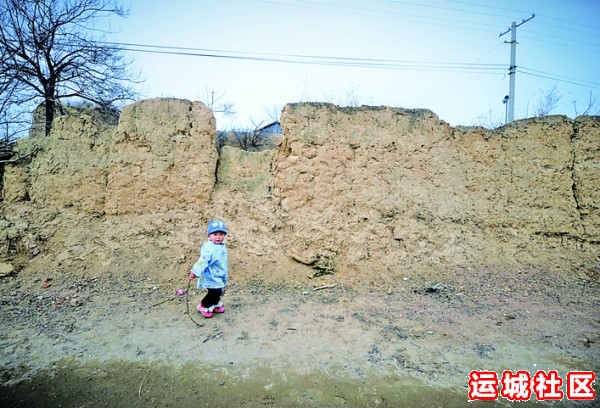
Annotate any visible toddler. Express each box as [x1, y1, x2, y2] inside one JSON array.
[[189, 219, 229, 318]]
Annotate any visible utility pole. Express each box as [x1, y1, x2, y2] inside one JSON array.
[[499, 14, 535, 123]]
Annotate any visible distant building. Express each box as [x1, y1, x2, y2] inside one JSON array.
[[257, 121, 283, 149], [257, 121, 282, 135]]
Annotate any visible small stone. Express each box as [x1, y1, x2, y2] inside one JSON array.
[[0, 263, 15, 277]]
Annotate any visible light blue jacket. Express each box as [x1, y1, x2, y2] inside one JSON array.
[[191, 241, 228, 289]]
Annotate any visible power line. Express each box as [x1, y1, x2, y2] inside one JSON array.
[[113, 42, 503, 66], [444, 0, 600, 34], [258, 0, 599, 63], [446, 0, 532, 15], [104, 40, 599, 92], [519, 67, 600, 90], [415, 41, 506, 105], [388, 0, 521, 20], [534, 11, 600, 34], [259, 0, 504, 33], [108, 41, 507, 73], [248, 0, 600, 46], [526, 20, 600, 40], [519, 33, 600, 55]]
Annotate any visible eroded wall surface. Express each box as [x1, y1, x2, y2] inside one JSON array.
[[4, 98, 216, 215], [272, 103, 598, 273], [106, 99, 216, 215], [1, 99, 598, 282]]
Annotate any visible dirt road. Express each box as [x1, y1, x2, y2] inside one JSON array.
[[1, 266, 598, 407]]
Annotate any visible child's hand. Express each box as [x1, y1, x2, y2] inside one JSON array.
[[189, 272, 196, 280]]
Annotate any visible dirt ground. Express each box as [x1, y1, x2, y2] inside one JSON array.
[[0, 262, 598, 407]]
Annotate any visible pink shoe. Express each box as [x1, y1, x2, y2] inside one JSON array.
[[213, 302, 225, 314], [197, 303, 213, 318]]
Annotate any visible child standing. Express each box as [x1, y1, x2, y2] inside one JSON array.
[[188, 219, 229, 318]]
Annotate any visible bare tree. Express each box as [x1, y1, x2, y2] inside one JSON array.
[[199, 86, 236, 117], [232, 125, 265, 152], [264, 104, 282, 123], [573, 91, 600, 116], [533, 85, 562, 117], [0, 0, 139, 140], [475, 109, 504, 129], [216, 123, 267, 153], [342, 86, 362, 108]]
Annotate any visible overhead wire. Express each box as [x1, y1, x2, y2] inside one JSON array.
[[519, 67, 600, 89], [263, 0, 600, 42], [518, 31, 600, 54], [107, 41, 507, 74], [446, 0, 533, 15], [378, 1, 600, 90], [448, 0, 600, 33], [102, 39, 598, 91], [260, 0, 503, 33], [262, 0, 599, 56], [386, 0, 521, 20], [112, 41, 501, 67], [415, 40, 506, 105], [92, 0, 598, 104]]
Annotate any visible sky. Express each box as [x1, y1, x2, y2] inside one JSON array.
[[106, 0, 600, 130]]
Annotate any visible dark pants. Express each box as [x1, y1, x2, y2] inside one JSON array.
[[201, 288, 224, 308]]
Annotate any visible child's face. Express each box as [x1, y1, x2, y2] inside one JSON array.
[[208, 231, 226, 245]]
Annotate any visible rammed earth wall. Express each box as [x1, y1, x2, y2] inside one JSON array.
[[1, 99, 598, 281], [272, 103, 598, 275]]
